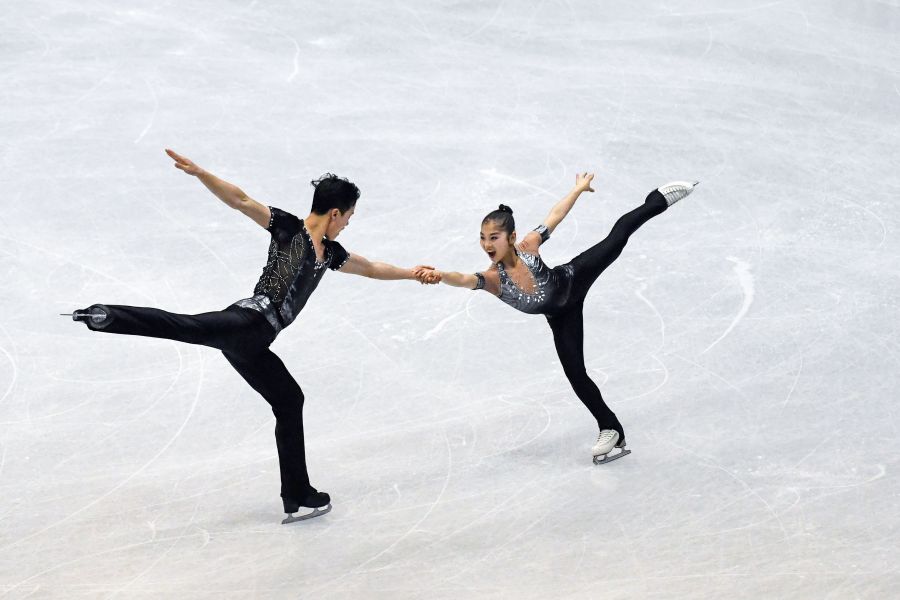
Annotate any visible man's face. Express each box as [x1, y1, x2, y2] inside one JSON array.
[[326, 205, 355, 239]]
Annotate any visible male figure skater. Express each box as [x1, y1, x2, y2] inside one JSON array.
[[67, 149, 432, 523]]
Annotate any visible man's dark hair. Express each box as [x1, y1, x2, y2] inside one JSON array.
[[310, 173, 360, 215]]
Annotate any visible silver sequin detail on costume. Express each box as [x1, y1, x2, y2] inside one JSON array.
[[232, 294, 283, 335], [496, 252, 573, 315], [253, 225, 309, 306]]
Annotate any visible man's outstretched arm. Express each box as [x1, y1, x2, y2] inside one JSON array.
[[165, 149, 270, 229], [339, 253, 436, 282]]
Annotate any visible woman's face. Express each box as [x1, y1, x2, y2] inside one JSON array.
[[480, 221, 516, 264]]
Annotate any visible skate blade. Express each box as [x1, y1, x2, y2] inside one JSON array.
[[281, 503, 332, 524], [592, 447, 631, 465]]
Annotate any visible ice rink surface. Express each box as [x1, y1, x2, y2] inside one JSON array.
[[2, 0, 899, 597]]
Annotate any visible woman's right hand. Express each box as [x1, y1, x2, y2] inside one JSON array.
[[574, 172, 595, 193]]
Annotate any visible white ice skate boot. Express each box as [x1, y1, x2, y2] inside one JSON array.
[[592, 429, 631, 465], [657, 181, 699, 206]]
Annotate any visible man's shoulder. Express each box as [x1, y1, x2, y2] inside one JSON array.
[[268, 207, 302, 241], [324, 238, 348, 254], [324, 238, 350, 270]]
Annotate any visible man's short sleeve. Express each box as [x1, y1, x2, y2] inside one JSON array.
[[327, 241, 350, 271], [268, 207, 302, 243]]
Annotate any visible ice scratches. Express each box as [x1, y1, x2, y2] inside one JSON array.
[[670, 353, 751, 421], [700, 23, 714, 59], [0, 346, 204, 557], [702, 257, 754, 355], [3, 524, 211, 598], [478, 168, 558, 199], [481, 396, 552, 458], [284, 34, 300, 82], [423, 309, 465, 340], [622, 354, 669, 402], [841, 196, 887, 249], [133, 78, 158, 144], [1, 233, 158, 306], [635, 283, 665, 354], [52, 337, 190, 472], [145, 198, 243, 286], [105, 501, 202, 599], [339, 315, 400, 368], [779, 355, 803, 412], [0, 325, 18, 411], [459, 0, 504, 41], [441, 470, 585, 585], [665, 440, 790, 542], [309, 433, 453, 595]]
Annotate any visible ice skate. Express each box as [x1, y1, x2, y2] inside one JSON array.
[[281, 490, 332, 524], [61, 305, 112, 328], [591, 429, 631, 465], [657, 181, 699, 207]]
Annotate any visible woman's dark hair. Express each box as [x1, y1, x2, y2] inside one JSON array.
[[310, 173, 360, 215], [482, 204, 515, 235]]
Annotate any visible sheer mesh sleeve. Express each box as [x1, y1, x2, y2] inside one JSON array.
[[267, 207, 302, 243], [327, 241, 350, 270]]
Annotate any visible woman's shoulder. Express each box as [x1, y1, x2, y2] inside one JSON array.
[[478, 266, 501, 296]]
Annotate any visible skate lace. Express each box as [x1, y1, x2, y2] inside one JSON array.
[[596, 430, 617, 444]]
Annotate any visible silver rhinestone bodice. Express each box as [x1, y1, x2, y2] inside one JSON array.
[[496, 252, 573, 315]]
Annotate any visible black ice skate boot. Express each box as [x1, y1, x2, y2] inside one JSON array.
[[62, 304, 113, 329], [282, 489, 332, 524]]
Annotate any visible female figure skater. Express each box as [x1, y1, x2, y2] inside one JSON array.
[[65, 149, 435, 523], [414, 174, 698, 464]]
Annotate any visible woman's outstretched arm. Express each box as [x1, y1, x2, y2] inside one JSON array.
[[543, 172, 595, 233], [518, 172, 595, 253], [413, 267, 501, 295], [437, 271, 478, 289]]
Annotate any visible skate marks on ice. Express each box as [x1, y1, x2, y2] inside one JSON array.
[[702, 257, 754, 355], [303, 432, 454, 596], [0, 342, 204, 555]]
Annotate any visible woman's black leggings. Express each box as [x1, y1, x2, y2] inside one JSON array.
[[545, 191, 668, 441], [85, 304, 313, 505]]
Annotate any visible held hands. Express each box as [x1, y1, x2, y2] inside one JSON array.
[[165, 149, 205, 177], [574, 172, 595, 193], [413, 265, 442, 285]]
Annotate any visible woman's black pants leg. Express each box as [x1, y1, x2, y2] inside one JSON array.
[[545, 190, 669, 441], [568, 191, 667, 298], [547, 305, 624, 439]]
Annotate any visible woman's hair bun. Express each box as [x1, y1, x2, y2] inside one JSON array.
[[498, 204, 513, 215]]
